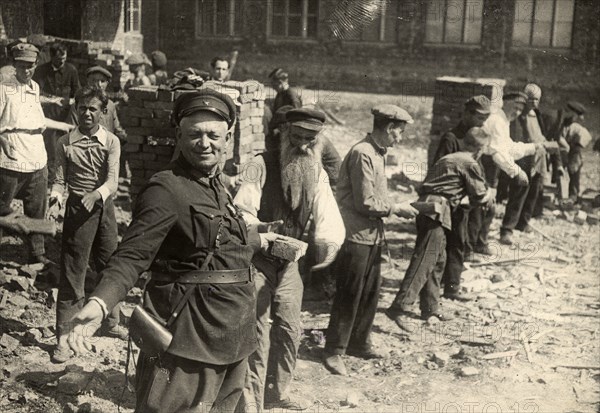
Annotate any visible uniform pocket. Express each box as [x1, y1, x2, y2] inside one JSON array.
[[190, 205, 221, 249]]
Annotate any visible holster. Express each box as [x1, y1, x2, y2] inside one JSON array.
[[129, 305, 172, 357]]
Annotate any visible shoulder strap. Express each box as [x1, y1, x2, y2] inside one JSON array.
[[165, 216, 225, 327]]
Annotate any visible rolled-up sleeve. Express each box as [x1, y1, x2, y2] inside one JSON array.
[[312, 168, 345, 247], [349, 152, 391, 217], [96, 135, 121, 202], [464, 163, 488, 205], [234, 156, 266, 226]]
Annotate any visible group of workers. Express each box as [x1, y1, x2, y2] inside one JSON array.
[[0, 37, 594, 413]]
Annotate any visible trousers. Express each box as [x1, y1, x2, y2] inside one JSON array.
[[325, 241, 382, 355], [390, 215, 446, 316], [56, 194, 118, 337], [466, 204, 495, 255], [0, 166, 47, 257], [502, 172, 544, 234], [136, 352, 247, 413], [441, 205, 469, 295], [242, 259, 303, 410]]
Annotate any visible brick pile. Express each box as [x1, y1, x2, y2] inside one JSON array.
[[120, 81, 266, 198], [428, 76, 505, 166]]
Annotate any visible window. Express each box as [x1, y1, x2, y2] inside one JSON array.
[[345, 0, 400, 42], [196, 0, 245, 37], [269, 0, 319, 38], [512, 0, 575, 48], [124, 0, 141, 33], [425, 0, 483, 45]]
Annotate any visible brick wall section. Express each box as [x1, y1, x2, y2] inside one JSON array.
[[120, 82, 266, 198]]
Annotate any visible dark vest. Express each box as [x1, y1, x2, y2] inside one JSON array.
[[258, 151, 313, 240]]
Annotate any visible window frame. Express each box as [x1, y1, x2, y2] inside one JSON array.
[[124, 0, 142, 33], [423, 0, 484, 46], [511, 0, 575, 49], [341, 0, 400, 43], [267, 0, 319, 39], [195, 0, 245, 39]]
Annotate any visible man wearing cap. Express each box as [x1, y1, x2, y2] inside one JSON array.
[[557, 101, 592, 200], [386, 128, 493, 332], [432, 95, 491, 301], [149, 50, 168, 86], [501, 84, 559, 244], [67, 66, 127, 142], [124, 53, 151, 91], [34, 42, 81, 181], [269, 68, 302, 115], [323, 105, 418, 376], [0, 43, 73, 264], [234, 107, 345, 410], [63, 89, 281, 412]]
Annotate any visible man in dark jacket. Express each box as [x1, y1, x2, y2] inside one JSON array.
[[432, 96, 491, 301], [64, 89, 280, 413]]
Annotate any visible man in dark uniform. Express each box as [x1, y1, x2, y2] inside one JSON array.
[[323, 104, 418, 376], [64, 89, 279, 412], [432, 96, 491, 302]]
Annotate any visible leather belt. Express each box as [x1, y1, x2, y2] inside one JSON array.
[[151, 268, 252, 284]]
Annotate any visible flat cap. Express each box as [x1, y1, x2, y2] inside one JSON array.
[[11, 43, 39, 63], [151, 50, 167, 68], [503, 91, 528, 105], [371, 104, 414, 124], [286, 107, 326, 131], [172, 88, 237, 128], [273, 105, 294, 126], [465, 95, 491, 114], [269, 68, 288, 80], [567, 101, 586, 115], [86, 66, 112, 80], [126, 53, 149, 66], [524, 83, 542, 100]]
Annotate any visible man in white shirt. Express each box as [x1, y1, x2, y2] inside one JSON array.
[[0, 43, 71, 264]]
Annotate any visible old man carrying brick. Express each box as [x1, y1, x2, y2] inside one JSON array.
[[234, 107, 345, 411]]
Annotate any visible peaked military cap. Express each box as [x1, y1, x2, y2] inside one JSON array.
[[273, 105, 294, 126], [172, 88, 237, 128]]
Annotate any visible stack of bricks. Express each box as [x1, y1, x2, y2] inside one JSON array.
[[120, 81, 266, 198], [428, 76, 505, 166]]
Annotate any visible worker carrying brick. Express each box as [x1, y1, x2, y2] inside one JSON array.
[[386, 127, 495, 332], [234, 107, 345, 411], [323, 104, 418, 376]]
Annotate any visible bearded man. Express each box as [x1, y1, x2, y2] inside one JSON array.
[[234, 107, 345, 411]]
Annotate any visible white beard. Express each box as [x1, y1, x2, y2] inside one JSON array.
[[279, 131, 323, 211]]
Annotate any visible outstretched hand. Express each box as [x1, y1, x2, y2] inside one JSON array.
[[66, 300, 104, 356]]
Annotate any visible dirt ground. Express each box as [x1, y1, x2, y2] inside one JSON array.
[[1, 91, 599, 413]]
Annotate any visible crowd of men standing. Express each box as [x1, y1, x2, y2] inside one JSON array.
[[0, 38, 594, 413]]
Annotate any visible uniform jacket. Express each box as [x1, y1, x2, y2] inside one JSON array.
[[92, 157, 262, 365]]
